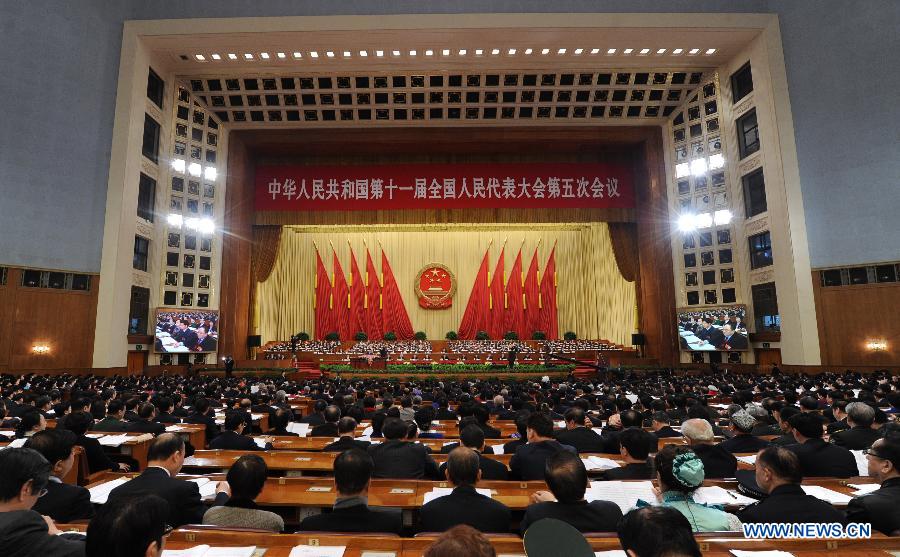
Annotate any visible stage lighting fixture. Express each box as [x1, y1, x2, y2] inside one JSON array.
[[167, 213, 184, 228], [204, 167, 217, 181], [675, 163, 690, 178], [188, 163, 202, 177], [198, 218, 216, 235], [695, 212, 713, 229], [709, 153, 725, 170], [677, 214, 697, 232], [690, 158, 708, 176], [184, 217, 200, 231], [714, 209, 733, 225], [171, 159, 186, 173]]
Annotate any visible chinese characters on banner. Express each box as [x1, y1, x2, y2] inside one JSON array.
[[255, 162, 635, 211]]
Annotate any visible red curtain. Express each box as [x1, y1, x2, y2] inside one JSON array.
[[608, 222, 638, 282], [458, 246, 490, 339], [488, 247, 506, 339], [504, 248, 526, 339], [348, 246, 366, 337], [314, 249, 334, 340], [524, 248, 541, 338], [381, 250, 415, 340], [539, 247, 559, 339], [364, 248, 384, 339], [332, 251, 351, 341]]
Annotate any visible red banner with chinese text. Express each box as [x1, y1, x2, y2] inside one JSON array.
[[256, 162, 634, 211]]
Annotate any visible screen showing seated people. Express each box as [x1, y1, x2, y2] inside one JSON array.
[[154, 309, 219, 353], [677, 305, 748, 351]]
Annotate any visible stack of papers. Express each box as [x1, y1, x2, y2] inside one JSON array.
[[692, 486, 756, 506], [162, 546, 256, 557], [98, 434, 131, 447], [89, 478, 130, 504], [800, 485, 852, 505], [736, 455, 757, 465], [593, 552, 627, 557], [286, 422, 310, 436], [361, 426, 374, 436], [581, 456, 621, 471], [848, 483, 880, 495], [187, 477, 219, 498], [84, 433, 105, 439], [729, 551, 795, 557], [423, 487, 492, 504], [488, 443, 505, 455], [289, 546, 346, 557], [585, 481, 657, 513], [851, 450, 870, 476], [165, 425, 186, 432], [252, 437, 269, 449]]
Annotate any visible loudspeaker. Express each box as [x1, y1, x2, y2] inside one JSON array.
[[247, 335, 262, 348], [631, 333, 646, 346]]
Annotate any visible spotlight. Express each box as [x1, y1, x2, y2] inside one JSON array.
[[713, 210, 733, 225], [677, 214, 697, 232], [167, 213, 184, 228]]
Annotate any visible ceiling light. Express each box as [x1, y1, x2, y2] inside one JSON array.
[[310, 51, 319, 58], [409, 49, 417, 56], [184, 217, 200, 231], [475, 49, 483, 55], [326, 51, 335, 57], [557, 48, 567, 54], [204, 166, 217, 181], [442, 49, 450, 56], [677, 214, 697, 232], [675, 162, 690, 178], [392, 50, 400, 56], [709, 153, 725, 170], [640, 48, 650, 54], [343, 51, 351, 57], [541, 48, 550, 55], [243, 53, 253, 60], [194, 54, 205, 61], [292, 51, 302, 58], [690, 158, 708, 176], [524, 48, 532, 55], [276, 52, 286, 59], [673, 48, 683, 54], [188, 162, 201, 177], [198, 218, 216, 235], [657, 48, 666, 54], [359, 50, 367, 57], [260, 52, 270, 59], [574, 48, 583, 55], [458, 49, 467, 56], [491, 48, 500, 55], [171, 159, 186, 173], [695, 213, 713, 229], [508, 48, 516, 55], [706, 48, 717, 55], [607, 48, 616, 54], [167, 213, 183, 228], [211, 53, 221, 60], [714, 209, 733, 226], [623, 48, 633, 54], [375, 50, 384, 57], [227, 53, 237, 60], [425, 49, 434, 56], [689, 48, 700, 54]]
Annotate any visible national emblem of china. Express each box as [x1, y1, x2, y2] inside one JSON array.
[[415, 264, 456, 309]]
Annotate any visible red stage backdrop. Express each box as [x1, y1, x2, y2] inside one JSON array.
[[256, 162, 635, 211]]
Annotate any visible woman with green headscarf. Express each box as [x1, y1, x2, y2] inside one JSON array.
[[647, 444, 742, 532]]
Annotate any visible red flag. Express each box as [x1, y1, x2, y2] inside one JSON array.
[[504, 247, 526, 339], [488, 247, 506, 339], [348, 245, 366, 338], [381, 249, 415, 340], [458, 245, 490, 339], [539, 246, 559, 339], [332, 250, 351, 341], [524, 247, 541, 338], [314, 249, 333, 340], [364, 248, 384, 339]]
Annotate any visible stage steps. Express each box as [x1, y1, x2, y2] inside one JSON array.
[[294, 361, 322, 379]]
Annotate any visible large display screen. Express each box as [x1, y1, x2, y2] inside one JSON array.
[[154, 309, 219, 353], [677, 305, 749, 351]]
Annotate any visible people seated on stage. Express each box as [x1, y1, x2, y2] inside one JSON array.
[[266, 408, 298, 437], [203, 454, 284, 532], [24, 429, 94, 523], [831, 402, 880, 450], [311, 405, 341, 437], [847, 435, 900, 535], [209, 412, 273, 451], [737, 446, 846, 525], [420, 447, 511, 533], [92, 400, 127, 432], [125, 403, 166, 435], [718, 410, 770, 454], [86, 494, 169, 557], [62, 411, 130, 473], [680, 418, 736, 479], [184, 397, 219, 441], [15, 409, 46, 439], [650, 411, 682, 438], [785, 412, 858, 478], [439, 425, 508, 481], [554, 407, 606, 453], [510, 413, 577, 481], [298, 448, 402, 534], [108, 434, 228, 527], [601, 427, 656, 480], [617, 506, 702, 557], [0, 448, 85, 557], [369, 417, 441, 480], [651, 445, 742, 532], [423, 524, 496, 557], [521, 450, 622, 534]]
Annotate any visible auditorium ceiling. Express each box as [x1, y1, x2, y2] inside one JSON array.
[[144, 24, 760, 128]]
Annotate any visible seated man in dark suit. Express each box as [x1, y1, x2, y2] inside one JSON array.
[[368, 417, 441, 480], [785, 412, 858, 478], [601, 427, 655, 480], [310, 405, 341, 437], [414, 407, 444, 439], [324, 417, 371, 452], [555, 407, 606, 453], [108, 433, 228, 527], [831, 402, 880, 450], [125, 403, 166, 436], [439, 425, 508, 480], [183, 397, 219, 442], [617, 506, 703, 557], [521, 449, 622, 533], [441, 417, 490, 454], [86, 493, 169, 557], [266, 408, 299, 437], [298, 448, 402, 533], [24, 429, 94, 523], [770, 406, 802, 446], [63, 411, 130, 473], [472, 405, 501, 439], [501, 412, 530, 455], [434, 398, 457, 421], [827, 400, 850, 434], [301, 400, 327, 425], [737, 446, 847, 525], [650, 411, 682, 439], [420, 447, 511, 533], [0, 448, 84, 557], [718, 410, 769, 454], [510, 413, 577, 481], [209, 412, 272, 451], [153, 397, 180, 424], [681, 418, 736, 479], [91, 400, 127, 432], [846, 435, 900, 535], [717, 324, 748, 350]]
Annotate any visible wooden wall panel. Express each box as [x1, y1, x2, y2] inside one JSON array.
[[812, 271, 900, 367], [0, 268, 99, 373]]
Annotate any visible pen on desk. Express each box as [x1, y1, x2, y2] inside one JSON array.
[[727, 490, 738, 499]]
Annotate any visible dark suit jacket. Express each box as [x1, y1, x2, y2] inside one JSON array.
[[435, 409, 457, 420], [369, 440, 441, 480], [786, 439, 858, 478], [125, 419, 165, 435], [76, 434, 118, 473], [208, 430, 264, 451], [31, 479, 94, 523], [477, 422, 502, 440], [502, 439, 526, 455], [108, 467, 225, 527], [737, 483, 847, 524], [555, 427, 607, 453], [298, 502, 402, 534], [520, 500, 623, 534], [184, 412, 219, 442], [0, 510, 84, 557], [718, 434, 770, 454], [420, 485, 511, 533], [510, 440, 577, 481], [692, 443, 737, 478], [154, 412, 180, 424], [846, 477, 900, 535], [300, 413, 326, 425], [311, 422, 339, 437], [654, 426, 683, 439], [830, 426, 881, 450], [770, 433, 797, 446], [719, 333, 748, 350], [323, 436, 371, 452], [601, 462, 653, 480], [439, 451, 509, 481], [827, 418, 849, 434], [92, 417, 127, 432], [750, 423, 782, 437]]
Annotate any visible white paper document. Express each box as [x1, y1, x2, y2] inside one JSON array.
[[98, 434, 130, 447], [362, 426, 374, 436], [736, 455, 757, 465], [850, 450, 870, 477], [166, 425, 186, 432], [586, 481, 657, 513], [289, 545, 346, 557], [488, 443, 505, 455], [162, 545, 256, 557], [187, 477, 219, 498], [89, 478, 130, 504], [423, 487, 492, 504], [581, 456, 621, 471], [800, 485, 853, 505], [594, 552, 628, 557], [729, 551, 795, 557], [286, 422, 310, 436], [253, 437, 268, 449], [848, 483, 879, 495], [8, 438, 28, 448], [692, 486, 756, 506]]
